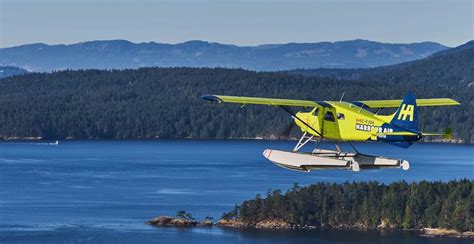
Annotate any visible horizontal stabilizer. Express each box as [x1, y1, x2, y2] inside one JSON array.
[[377, 129, 453, 139], [423, 128, 453, 139], [354, 98, 460, 108], [375, 131, 418, 137], [422, 132, 443, 136]]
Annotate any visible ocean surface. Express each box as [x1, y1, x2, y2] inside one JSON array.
[[0, 140, 472, 243]]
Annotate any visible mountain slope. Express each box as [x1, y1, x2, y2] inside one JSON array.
[[0, 39, 447, 72], [363, 40, 474, 87], [289, 40, 474, 87]]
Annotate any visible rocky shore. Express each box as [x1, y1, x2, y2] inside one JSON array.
[[145, 213, 213, 228], [146, 216, 296, 229], [146, 215, 473, 239], [216, 218, 296, 229], [421, 228, 474, 238], [217, 219, 474, 238]]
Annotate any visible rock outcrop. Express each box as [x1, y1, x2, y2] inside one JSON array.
[[216, 219, 250, 228], [146, 216, 214, 227], [146, 216, 197, 227], [422, 228, 474, 238], [217, 218, 295, 229]]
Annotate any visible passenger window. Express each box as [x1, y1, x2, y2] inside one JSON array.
[[337, 113, 345, 120], [312, 108, 319, 116], [324, 111, 335, 122]]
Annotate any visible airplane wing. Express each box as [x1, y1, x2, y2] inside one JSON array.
[[202, 95, 460, 109], [201, 94, 320, 107], [351, 98, 460, 108]]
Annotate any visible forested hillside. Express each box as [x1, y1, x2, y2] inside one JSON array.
[[288, 40, 474, 85], [0, 66, 27, 78], [0, 67, 471, 142], [222, 180, 473, 231]]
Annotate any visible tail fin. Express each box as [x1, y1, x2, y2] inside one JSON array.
[[391, 92, 419, 133]]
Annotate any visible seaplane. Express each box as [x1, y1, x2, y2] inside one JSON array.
[[201, 92, 460, 172]]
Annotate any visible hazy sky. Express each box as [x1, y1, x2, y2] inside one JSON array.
[[0, 0, 472, 48]]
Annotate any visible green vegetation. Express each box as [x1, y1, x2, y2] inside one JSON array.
[[288, 41, 474, 86], [222, 180, 473, 231], [0, 66, 27, 78], [0, 65, 471, 141], [176, 210, 195, 221]]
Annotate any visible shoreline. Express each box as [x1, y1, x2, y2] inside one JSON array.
[[146, 216, 474, 239], [0, 137, 469, 145], [216, 219, 474, 238]]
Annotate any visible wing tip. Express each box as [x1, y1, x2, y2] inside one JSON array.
[[201, 94, 223, 103], [438, 98, 461, 106]]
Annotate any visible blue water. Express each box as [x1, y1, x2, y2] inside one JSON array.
[[0, 140, 472, 243]]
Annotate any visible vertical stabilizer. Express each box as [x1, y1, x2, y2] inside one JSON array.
[[391, 92, 419, 133]]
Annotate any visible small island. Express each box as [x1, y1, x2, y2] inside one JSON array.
[[148, 180, 473, 238], [146, 210, 214, 227]]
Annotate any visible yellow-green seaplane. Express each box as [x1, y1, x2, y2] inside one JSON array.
[[201, 93, 460, 172]]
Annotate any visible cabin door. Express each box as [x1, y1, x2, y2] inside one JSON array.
[[321, 108, 340, 139]]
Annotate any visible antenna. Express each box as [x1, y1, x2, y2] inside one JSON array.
[[339, 91, 345, 102]]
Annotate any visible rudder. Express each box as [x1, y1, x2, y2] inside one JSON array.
[[391, 92, 419, 133]]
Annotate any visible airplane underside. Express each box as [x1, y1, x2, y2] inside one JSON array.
[[263, 132, 410, 172]]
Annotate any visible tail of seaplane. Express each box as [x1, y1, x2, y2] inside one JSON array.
[[390, 92, 419, 133], [381, 92, 452, 148], [383, 92, 421, 148]]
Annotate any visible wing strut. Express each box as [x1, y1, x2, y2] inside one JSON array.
[[278, 106, 324, 138]]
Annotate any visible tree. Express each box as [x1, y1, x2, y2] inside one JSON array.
[[204, 216, 214, 222], [176, 210, 186, 219], [0, 65, 471, 141], [221, 180, 472, 231], [185, 213, 194, 221]]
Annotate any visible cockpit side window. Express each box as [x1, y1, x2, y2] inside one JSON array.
[[312, 108, 319, 116], [324, 111, 335, 122], [337, 113, 345, 120]]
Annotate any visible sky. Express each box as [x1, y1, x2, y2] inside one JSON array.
[[0, 0, 472, 48]]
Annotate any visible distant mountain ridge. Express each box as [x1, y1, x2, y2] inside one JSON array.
[[0, 39, 448, 72], [288, 40, 474, 86]]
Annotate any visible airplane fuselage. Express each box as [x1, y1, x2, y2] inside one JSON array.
[[294, 101, 420, 143]]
